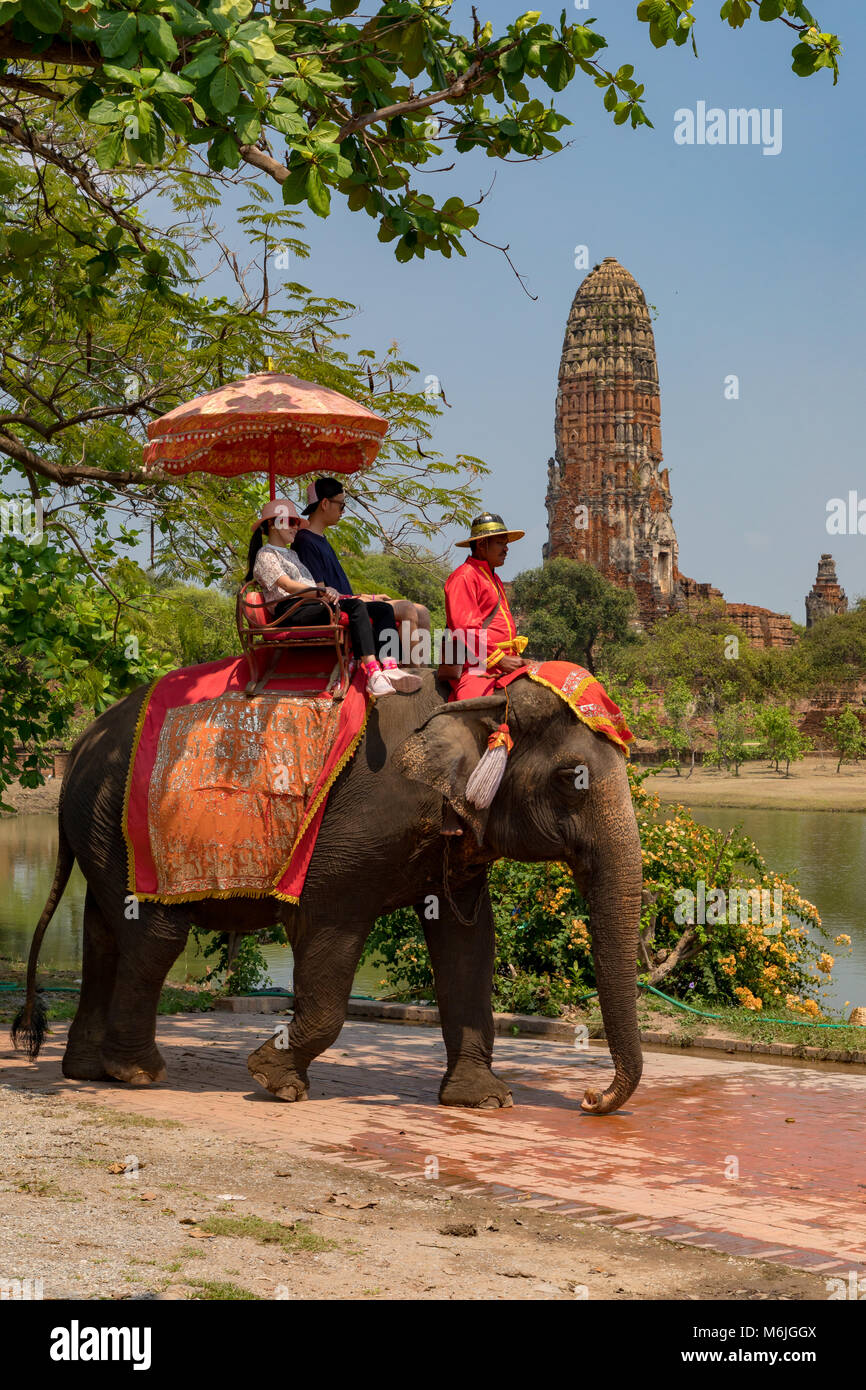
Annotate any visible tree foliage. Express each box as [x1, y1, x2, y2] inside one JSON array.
[[0, 531, 159, 802], [511, 557, 635, 672], [342, 545, 450, 629], [754, 703, 812, 777], [822, 704, 866, 773], [0, 1, 840, 283], [705, 690, 754, 775]]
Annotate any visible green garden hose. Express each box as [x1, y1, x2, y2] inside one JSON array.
[[573, 983, 857, 1027]]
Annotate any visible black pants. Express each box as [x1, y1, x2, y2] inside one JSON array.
[[271, 596, 397, 662]]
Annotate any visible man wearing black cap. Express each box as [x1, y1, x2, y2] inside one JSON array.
[[293, 476, 430, 666]]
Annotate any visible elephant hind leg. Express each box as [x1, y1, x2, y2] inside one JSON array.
[[248, 919, 368, 1102], [62, 890, 118, 1081], [100, 907, 188, 1086]]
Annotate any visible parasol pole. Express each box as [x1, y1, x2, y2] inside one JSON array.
[[266, 355, 276, 500]]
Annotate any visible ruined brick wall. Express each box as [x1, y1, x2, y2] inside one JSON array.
[[724, 603, 794, 650]]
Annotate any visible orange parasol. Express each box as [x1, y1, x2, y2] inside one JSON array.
[[143, 372, 388, 500]]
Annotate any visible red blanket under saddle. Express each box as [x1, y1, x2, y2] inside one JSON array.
[[499, 660, 633, 753], [123, 655, 368, 905]]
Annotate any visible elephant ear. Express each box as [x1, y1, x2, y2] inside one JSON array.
[[394, 694, 508, 844]]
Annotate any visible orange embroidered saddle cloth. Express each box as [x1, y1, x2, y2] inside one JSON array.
[[498, 660, 633, 753], [123, 656, 368, 905]]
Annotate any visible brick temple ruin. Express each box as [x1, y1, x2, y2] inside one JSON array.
[[805, 554, 847, 627], [544, 256, 809, 649]]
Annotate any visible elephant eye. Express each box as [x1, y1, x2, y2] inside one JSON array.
[[557, 763, 589, 791]]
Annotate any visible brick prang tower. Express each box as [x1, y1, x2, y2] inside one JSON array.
[[545, 257, 679, 626], [806, 554, 848, 627], [544, 256, 796, 648]]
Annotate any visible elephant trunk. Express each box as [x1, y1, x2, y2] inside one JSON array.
[[573, 784, 644, 1116]]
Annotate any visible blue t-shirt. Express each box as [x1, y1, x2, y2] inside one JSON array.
[[292, 528, 353, 594]]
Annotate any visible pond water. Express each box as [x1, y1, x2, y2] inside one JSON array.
[[0, 814, 385, 999], [1, 807, 863, 1012], [688, 806, 866, 1014]]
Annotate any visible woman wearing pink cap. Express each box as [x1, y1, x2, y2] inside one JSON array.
[[245, 499, 420, 698]]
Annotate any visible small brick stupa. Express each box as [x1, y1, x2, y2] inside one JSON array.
[[545, 257, 794, 648], [806, 554, 847, 627]]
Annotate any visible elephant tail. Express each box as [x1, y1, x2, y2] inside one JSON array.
[[10, 819, 75, 1060]]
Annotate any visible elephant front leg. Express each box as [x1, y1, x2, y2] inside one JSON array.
[[247, 922, 367, 1102], [420, 881, 513, 1110]]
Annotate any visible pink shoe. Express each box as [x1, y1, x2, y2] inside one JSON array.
[[364, 665, 394, 699], [381, 659, 422, 693]]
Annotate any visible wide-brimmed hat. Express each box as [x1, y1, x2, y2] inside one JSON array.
[[252, 497, 302, 531], [455, 512, 525, 548]]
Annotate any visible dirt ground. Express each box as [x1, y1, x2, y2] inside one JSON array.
[[0, 778, 62, 817], [0, 1082, 832, 1302], [647, 760, 866, 811]]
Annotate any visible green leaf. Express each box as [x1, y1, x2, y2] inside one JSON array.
[[280, 162, 309, 205], [152, 71, 195, 96], [139, 14, 179, 62], [543, 47, 574, 92], [181, 45, 222, 80], [330, 0, 360, 14], [759, 0, 784, 16], [234, 104, 261, 145], [87, 98, 122, 125], [153, 93, 194, 139], [97, 11, 138, 59], [209, 65, 240, 115], [269, 108, 306, 135], [101, 63, 142, 86], [400, 19, 425, 79], [207, 129, 240, 170], [305, 165, 331, 218], [21, 0, 63, 33]]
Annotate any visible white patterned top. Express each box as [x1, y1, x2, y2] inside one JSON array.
[[253, 543, 317, 607]]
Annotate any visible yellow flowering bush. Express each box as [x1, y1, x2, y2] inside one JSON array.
[[631, 768, 841, 1012]]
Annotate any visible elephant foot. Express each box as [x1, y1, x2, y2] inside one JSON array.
[[247, 1038, 309, 1102], [62, 1048, 111, 1081], [101, 1048, 167, 1086], [439, 1065, 513, 1110]]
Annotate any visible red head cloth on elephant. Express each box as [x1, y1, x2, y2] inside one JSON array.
[[444, 512, 528, 701]]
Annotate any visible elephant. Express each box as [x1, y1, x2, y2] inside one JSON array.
[[12, 670, 643, 1115]]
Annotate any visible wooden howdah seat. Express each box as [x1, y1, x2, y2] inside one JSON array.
[[236, 582, 351, 699]]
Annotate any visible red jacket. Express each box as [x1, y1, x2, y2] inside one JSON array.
[[443, 556, 527, 698]]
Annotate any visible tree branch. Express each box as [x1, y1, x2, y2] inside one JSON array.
[[0, 111, 150, 257], [0, 430, 151, 486]]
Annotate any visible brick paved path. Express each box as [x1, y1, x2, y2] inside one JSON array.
[[3, 1016, 864, 1279]]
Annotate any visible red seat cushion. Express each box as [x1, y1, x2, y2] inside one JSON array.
[[243, 592, 270, 629]]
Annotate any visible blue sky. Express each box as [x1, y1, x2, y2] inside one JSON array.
[[232, 0, 862, 622]]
